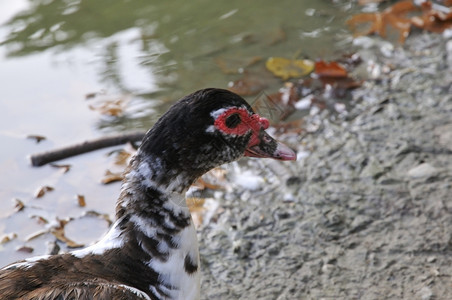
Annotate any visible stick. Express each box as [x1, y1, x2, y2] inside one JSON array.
[[30, 131, 146, 167]]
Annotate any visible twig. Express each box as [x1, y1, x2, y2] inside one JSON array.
[[30, 131, 146, 167]]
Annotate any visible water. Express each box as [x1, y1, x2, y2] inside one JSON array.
[[0, 0, 358, 266]]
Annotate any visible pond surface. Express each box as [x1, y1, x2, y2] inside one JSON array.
[[0, 0, 359, 266]]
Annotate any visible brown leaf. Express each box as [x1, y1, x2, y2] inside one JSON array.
[[88, 96, 130, 117], [272, 119, 305, 135], [315, 61, 348, 78], [263, 83, 299, 121], [228, 75, 268, 96], [16, 246, 34, 253], [1, 233, 17, 244], [187, 197, 206, 228], [34, 186, 54, 198], [27, 135, 46, 143], [411, 1, 452, 33], [85, 210, 113, 226], [214, 56, 263, 74], [358, 0, 387, 4], [318, 77, 363, 95], [25, 230, 48, 242], [348, 0, 452, 44], [101, 170, 124, 184], [31, 215, 49, 224], [267, 27, 287, 46], [14, 198, 25, 212], [347, 0, 417, 43], [112, 149, 132, 166], [51, 224, 84, 248], [193, 178, 222, 190], [77, 194, 86, 207], [85, 92, 99, 99], [50, 163, 71, 173]]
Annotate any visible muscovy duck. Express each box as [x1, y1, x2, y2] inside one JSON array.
[[0, 88, 296, 300]]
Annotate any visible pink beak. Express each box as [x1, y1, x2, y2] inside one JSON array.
[[244, 129, 296, 161]]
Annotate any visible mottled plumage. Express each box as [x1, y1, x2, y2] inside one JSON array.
[[0, 88, 296, 299]]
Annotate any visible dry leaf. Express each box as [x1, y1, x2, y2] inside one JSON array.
[[25, 230, 48, 242], [266, 57, 314, 80], [35, 186, 54, 198], [50, 163, 71, 173], [112, 149, 132, 166], [268, 27, 287, 46], [85, 210, 113, 226], [358, 0, 387, 4], [1, 233, 17, 244], [101, 170, 124, 184], [27, 135, 46, 143], [77, 194, 86, 207], [214, 56, 263, 74], [272, 119, 305, 135], [315, 61, 348, 78], [16, 246, 34, 253], [88, 94, 130, 117], [31, 215, 49, 224], [193, 178, 222, 190], [193, 168, 229, 191], [411, 1, 452, 33], [51, 223, 84, 248], [187, 197, 206, 228], [228, 75, 268, 96], [14, 198, 25, 212], [347, 0, 452, 44], [347, 0, 416, 43], [263, 82, 300, 121]]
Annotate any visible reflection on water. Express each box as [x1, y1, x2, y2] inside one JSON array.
[[2, 0, 356, 129], [0, 0, 358, 266]]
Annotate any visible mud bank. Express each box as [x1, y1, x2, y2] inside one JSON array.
[[199, 32, 452, 300]]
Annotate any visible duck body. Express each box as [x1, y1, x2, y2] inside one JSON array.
[[0, 88, 296, 299]]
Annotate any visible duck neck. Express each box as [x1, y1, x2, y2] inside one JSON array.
[[104, 153, 200, 299], [115, 150, 199, 248]]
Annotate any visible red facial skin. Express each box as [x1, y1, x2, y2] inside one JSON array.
[[213, 107, 269, 148]]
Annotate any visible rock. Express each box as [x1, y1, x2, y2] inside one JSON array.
[[360, 157, 385, 179], [233, 170, 264, 191], [407, 163, 439, 179], [426, 256, 436, 263], [418, 286, 433, 300], [435, 123, 452, 151]]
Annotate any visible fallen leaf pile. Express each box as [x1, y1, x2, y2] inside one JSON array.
[[347, 0, 452, 43], [255, 56, 362, 128]]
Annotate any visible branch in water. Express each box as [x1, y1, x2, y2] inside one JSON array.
[[30, 131, 146, 167]]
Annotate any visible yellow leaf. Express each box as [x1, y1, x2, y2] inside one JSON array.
[[265, 57, 314, 80]]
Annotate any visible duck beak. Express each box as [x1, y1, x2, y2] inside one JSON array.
[[244, 129, 296, 161]]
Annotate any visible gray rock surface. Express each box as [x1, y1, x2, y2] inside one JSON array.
[[199, 33, 452, 300]]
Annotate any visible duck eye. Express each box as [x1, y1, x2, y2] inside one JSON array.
[[225, 113, 241, 128]]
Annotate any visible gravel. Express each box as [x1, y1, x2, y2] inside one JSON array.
[[199, 32, 452, 300]]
